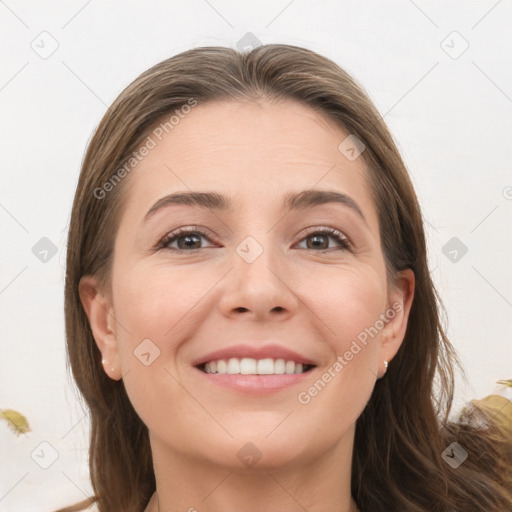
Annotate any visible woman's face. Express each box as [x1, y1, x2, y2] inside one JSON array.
[[83, 98, 413, 470]]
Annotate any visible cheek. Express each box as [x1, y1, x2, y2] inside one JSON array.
[[112, 263, 217, 348], [294, 265, 385, 420], [303, 262, 387, 349], [109, 265, 215, 420]]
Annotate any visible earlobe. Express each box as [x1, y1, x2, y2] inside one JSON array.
[[78, 275, 121, 380]]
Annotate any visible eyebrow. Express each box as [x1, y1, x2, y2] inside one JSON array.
[[142, 189, 367, 224]]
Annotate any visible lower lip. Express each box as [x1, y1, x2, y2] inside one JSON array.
[[194, 366, 314, 394]]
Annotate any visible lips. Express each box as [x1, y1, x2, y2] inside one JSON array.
[[191, 343, 317, 368]]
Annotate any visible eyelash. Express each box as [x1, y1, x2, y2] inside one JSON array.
[[155, 226, 352, 253]]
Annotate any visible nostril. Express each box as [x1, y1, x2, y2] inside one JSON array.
[[235, 307, 248, 312]]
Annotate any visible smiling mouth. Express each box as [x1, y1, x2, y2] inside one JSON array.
[[196, 357, 316, 375]]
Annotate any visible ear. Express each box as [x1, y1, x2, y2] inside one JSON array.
[[379, 268, 415, 377], [78, 275, 121, 381]]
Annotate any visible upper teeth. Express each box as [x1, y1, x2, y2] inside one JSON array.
[[203, 358, 309, 375]]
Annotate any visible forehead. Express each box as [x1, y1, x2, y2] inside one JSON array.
[[119, 98, 377, 225]]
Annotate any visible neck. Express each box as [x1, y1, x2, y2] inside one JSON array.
[[144, 427, 359, 512]]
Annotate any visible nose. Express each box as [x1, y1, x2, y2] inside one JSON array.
[[218, 240, 299, 321]]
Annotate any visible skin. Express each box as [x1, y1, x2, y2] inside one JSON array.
[[80, 98, 415, 512]]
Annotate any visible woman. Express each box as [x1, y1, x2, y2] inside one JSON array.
[[59, 44, 511, 512]]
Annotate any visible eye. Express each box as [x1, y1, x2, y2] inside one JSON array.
[[155, 227, 351, 253], [296, 228, 351, 251], [156, 227, 216, 251]]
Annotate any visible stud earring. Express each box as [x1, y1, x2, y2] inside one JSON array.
[[102, 358, 115, 372], [384, 360, 389, 372]]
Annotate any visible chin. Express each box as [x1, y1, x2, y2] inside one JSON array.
[[194, 431, 322, 473]]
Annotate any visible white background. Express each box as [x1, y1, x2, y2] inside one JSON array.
[[1, 1, 511, 510]]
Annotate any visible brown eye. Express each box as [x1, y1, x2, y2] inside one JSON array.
[[175, 233, 203, 250], [297, 229, 351, 251], [158, 228, 215, 251]]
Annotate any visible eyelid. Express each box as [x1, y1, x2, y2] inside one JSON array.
[[299, 225, 349, 240]]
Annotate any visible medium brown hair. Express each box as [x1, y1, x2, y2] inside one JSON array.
[[60, 44, 512, 512]]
